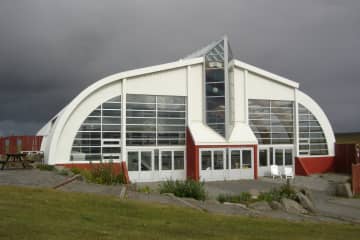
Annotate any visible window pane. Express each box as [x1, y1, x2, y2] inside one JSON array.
[[127, 152, 138, 171], [102, 117, 121, 124], [285, 149, 293, 166], [275, 149, 283, 166], [157, 96, 185, 104], [242, 150, 252, 168], [213, 151, 224, 170], [174, 151, 184, 170], [201, 151, 212, 170], [206, 83, 225, 96], [127, 94, 155, 103], [161, 151, 172, 170], [298, 103, 328, 156], [141, 152, 152, 171], [154, 149, 159, 170], [231, 150, 241, 169], [259, 149, 268, 167]]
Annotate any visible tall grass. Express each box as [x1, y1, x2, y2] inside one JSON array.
[[159, 179, 207, 200]]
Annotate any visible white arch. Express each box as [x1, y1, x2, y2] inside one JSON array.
[[296, 90, 335, 156], [40, 58, 203, 164]]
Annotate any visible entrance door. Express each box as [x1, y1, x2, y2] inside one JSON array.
[[127, 150, 153, 182], [258, 147, 270, 177], [227, 148, 254, 180], [273, 147, 294, 173], [200, 149, 226, 181]]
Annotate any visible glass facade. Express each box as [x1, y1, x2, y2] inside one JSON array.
[[249, 100, 294, 144], [126, 94, 186, 146], [71, 96, 121, 161], [205, 40, 226, 137], [298, 104, 328, 155]]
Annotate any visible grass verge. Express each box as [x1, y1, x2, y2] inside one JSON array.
[[0, 186, 360, 240]]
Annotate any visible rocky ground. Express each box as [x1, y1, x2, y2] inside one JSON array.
[[1, 167, 359, 224]]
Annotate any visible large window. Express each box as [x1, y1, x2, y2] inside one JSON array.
[[298, 104, 328, 155], [249, 100, 294, 144], [126, 94, 186, 146], [205, 40, 226, 137], [127, 150, 185, 172], [71, 96, 121, 161]]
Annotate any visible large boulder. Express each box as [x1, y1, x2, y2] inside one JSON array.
[[269, 201, 283, 210], [335, 183, 353, 198], [281, 198, 308, 215], [249, 189, 260, 200], [296, 192, 316, 213], [249, 201, 272, 211]]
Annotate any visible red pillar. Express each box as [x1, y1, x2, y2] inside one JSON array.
[[186, 128, 199, 181], [254, 145, 258, 179]]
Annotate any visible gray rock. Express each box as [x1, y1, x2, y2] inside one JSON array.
[[335, 183, 353, 198], [223, 202, 248, 209], [248, 201, 272, 211], [300, 188, 313, 201], [296, 192, 316, 213], [249, 189, 260, 199], [205, 199, 220, 205], [281, 198, 308, 215], [269, 201, 283, 210]]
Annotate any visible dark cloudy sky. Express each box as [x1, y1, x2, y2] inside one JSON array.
[[0, 0, 359, 136]]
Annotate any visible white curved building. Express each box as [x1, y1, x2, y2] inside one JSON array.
[[37, 37, 335, 182]]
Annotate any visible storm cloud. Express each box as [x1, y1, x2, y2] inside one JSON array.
[[0, 0, 359, 135]]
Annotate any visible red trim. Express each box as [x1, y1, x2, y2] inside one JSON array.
[[186, 128, 199, 180], [295, 156, 335, 176], [254, 145, 258, 179], [352, 164, 360, 195]]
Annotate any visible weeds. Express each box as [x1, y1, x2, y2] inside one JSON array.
[[217, 181, 297, 204], [159, 179, 207, 201], [217, 192, 252, 204], [79, 163, 125, 185], [36, 164, 55, 171]]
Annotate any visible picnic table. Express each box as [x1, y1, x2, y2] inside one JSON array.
[[0, 153, 30, 170]]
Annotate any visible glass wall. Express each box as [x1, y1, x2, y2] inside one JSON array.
[[249, 100, 294, 144], [298, 104, 328, 155], [71, 96, 121, 161], [126, 94, 186, 146], [205, 40, 226, 137]]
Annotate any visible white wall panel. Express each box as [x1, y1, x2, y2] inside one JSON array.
[[126, 68, 187, 96], [233, 68, 246, 123], [247, 72, 295, 100], [187, 64, 203, 123]]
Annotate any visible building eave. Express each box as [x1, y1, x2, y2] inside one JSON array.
[[233, 59, 299, 89]]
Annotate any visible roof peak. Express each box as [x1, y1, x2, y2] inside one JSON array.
[[184, 36, 232, 60]]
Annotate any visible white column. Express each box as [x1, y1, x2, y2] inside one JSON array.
[[294, 89, 299, 157], [121, 78, 127, 163]]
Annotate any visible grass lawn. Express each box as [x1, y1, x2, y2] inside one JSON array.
[[0, 186, 360, 240]]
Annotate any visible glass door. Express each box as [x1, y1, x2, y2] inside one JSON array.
[[127, 150, 153, 182], [272, 147, 294, 174], [227, 148, 254, 180], [200, 149, 226, 181], [258, 147, 269, 176]]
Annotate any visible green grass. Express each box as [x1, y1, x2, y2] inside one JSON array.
[[0, 186, 360, 240], [336, 132, 360, 144]]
